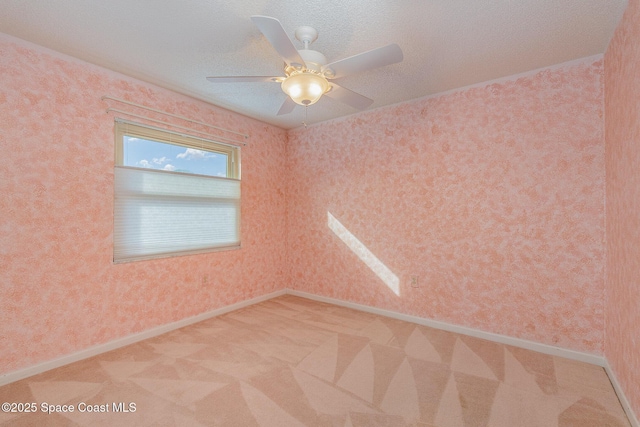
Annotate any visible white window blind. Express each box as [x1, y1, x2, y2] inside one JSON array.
[[114, 166, 240, 262]]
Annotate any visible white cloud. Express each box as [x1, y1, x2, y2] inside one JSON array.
[[136, 159, 175, 171], [177, 148, 205, 160], [177, 148, 216, 160], [153, 156, 169, 165]]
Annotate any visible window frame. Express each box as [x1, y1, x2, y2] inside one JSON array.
[[113, 120, 242, 263], [115, 120, 240, 179]]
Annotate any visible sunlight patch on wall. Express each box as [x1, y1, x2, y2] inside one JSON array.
[[327, 212, 400, 296]]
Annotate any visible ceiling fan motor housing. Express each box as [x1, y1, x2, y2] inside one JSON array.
[[298, 49, 327, 72]]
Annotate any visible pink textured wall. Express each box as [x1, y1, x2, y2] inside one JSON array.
[[0, 29, 614, 383], [0, 34, 287, 375], [287, 59, 606, 354], [605, 0, 640, 419]]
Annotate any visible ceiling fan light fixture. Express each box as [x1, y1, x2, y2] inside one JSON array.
[[281, 72, 329, 106], [208, 17, 403, 116]]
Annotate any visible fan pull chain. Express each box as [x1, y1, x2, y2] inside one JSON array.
[[303, 106, 308, 128]]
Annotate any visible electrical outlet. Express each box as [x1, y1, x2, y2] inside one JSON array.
[[411, 275, 419, 288]]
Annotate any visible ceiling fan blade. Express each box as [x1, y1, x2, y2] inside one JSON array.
[[276, 97, 297, 116], [250, 15, 306, 68], [324, 83, 374, 110], [206, 76, 282, 83], [323, 44, 403, 79]]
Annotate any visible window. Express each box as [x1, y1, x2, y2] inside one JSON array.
[[113, 120, 241, 263]]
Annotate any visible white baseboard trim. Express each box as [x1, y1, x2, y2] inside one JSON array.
[[286, 289, 607, 367], [0, 289, 286, 387], [604, 361, 640, 427]]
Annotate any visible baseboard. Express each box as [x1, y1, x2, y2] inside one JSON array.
[[604, 361, 640, 427], [286, 289, 607, 367], [0, 289, 286, 387]]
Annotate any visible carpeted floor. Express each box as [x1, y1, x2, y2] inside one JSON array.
[[0, 295, 631, 426]]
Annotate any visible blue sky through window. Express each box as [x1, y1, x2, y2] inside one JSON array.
[[123, 136, 228, 177]]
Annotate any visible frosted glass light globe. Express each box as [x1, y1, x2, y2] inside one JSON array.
[[281, 72, 329, 106]]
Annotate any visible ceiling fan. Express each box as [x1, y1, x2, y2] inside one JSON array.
[[207, 15, 404, 116]]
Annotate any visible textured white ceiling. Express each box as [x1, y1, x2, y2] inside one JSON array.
[[0, 0, 628, 129]]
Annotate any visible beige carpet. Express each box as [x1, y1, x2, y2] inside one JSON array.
[[0, 295, 631, 426]]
